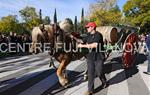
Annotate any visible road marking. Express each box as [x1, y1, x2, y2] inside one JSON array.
[[0, 64, 52, 92], [0, 56, 29, 65], [107, 68, 129, 95], [0, 58, 50, 79], [18, 60, 85, 95], [138, 65, 150, 92], [0, 53, 49, 65], [0, 57, 40, 71], [64, 81, 88, 95]]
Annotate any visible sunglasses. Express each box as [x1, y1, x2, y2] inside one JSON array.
[[86, 27, 90, 29]]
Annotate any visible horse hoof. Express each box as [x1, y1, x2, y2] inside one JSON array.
[[49, 62, 52, 67], [83, 74, 88, 81], [64, 84, 69, 88], [60, 79, 68, 87]]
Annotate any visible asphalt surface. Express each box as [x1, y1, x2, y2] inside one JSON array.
[[0, 52, 149, 95]]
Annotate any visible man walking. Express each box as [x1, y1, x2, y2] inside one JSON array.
[[144, 33, 150, 75], [77, 22, 107, 95]]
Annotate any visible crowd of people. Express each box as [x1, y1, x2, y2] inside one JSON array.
[[0, 32, 32, 55], [0, 32, 31, 44]]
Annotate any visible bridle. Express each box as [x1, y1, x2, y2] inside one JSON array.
[[46, 24, 64, 55]]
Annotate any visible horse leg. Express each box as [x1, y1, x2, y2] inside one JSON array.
[[83, 67, 88, 81], [62, 69, 68, 79], [30, 42, 35, 54], [49, 56, 57, 69], [57, 59, 69, 87]]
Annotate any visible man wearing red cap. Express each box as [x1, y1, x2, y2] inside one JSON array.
[[78, 22, 107, 95]]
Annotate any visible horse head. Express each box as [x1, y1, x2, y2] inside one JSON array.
[[52, 24, 64, 44]]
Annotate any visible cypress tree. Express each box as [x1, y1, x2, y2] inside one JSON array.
[[81, 8, 84, 23], [44, 16, 51, 24], [81, 8, 84, 34], [54, 8, 57, 24], [39, 9, 42, 24], [74, 16, 78, 32]]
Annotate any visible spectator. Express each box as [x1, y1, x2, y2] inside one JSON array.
[[140, 33, 146, 46], [144, 33, 150, 75]]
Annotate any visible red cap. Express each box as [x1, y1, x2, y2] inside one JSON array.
[[85, 22, 97, 28]]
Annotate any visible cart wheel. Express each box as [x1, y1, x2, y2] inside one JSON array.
[[122, 32, 138, 69]]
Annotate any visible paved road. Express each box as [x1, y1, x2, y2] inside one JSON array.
[[0, 52, 149, 95]]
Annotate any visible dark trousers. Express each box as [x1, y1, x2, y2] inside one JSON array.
[[148, 51, 150, 72], [87, 59, 106, 92]]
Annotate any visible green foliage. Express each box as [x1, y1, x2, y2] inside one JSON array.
[[19, 6, 40, 30], [26, 18, 41, 30], [43, 16, 51, 24], [0, 15, 18, 33], [77, 19, 89, 34], [19, 6, 39, 22], [0, 15, 27, 34], [0, 6, 54, 35], [88, 0, 122, 26], [123, 0, 150, 33]]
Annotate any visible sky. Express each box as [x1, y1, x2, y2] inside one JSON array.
[[0, 0, 127, 22]]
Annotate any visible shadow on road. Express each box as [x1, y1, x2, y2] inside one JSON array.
[[0, 69, 56, 95], [94, 53, 147, 94], [42, 70, 84, 95]]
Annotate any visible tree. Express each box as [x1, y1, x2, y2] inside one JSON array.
[[39, 9, 43, 24], [81, 8, 84, 23], [77, 19, 89, 34], [88, 0, 122, 26], [44, 16, 51, 24], [19, 6, 40, 30], [0, 15, 21, 34], [19, 6, 39, 22], [123, 0, 150, 33], [80, 8, 85, 34], [54, 8, 57, 24], [74, 16, 78, 32]]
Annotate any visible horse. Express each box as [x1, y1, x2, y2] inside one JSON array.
[[31, 19, 88, 87], [30, 24, 55, 54]]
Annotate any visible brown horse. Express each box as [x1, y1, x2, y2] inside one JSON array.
[[31, 19, 87, 87], [52, 33, 87, 86], [30, 24, 55, 53]]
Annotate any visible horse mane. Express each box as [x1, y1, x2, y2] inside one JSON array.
[[59, 19, 73, 34]]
